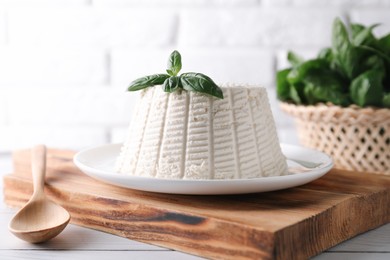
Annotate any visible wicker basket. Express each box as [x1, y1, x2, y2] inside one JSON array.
[[280, 102, 390, 175]]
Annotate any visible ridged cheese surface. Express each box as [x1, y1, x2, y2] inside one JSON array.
[[115, 85, 287, 179]]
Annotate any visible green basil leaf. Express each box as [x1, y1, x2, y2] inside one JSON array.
[[360, 54, 386, 76], [167, 50, 182, 76], [287, 51, 304, 67], [377, 35, 390, 92], [163, 76, 181, 93], [335, 44, 367, 80], [287, 59, 328, 85], [303, 71, 350, 106], [305, 84, 350, 106], [352, 24, 379, 47], [276, 68, 291, 101], [289, 84, 303, 104], [332, 18, 351, 58], [384, 77, 390, 93], [350, 69, 384, 107], [383, 92, 390, 107], [180, 72, 223, 99], [128, 74, 170, 91], [351, 23, 365, 39], [318, 47, 333, 62], [357, 45, 390, 64], [378, 33, 390, 55], [332, 18, 363, 80]]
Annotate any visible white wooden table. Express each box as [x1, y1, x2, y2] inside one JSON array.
[[1, 155, 389, 260]]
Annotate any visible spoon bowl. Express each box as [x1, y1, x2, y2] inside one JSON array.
[[8, 145, 70, 243]]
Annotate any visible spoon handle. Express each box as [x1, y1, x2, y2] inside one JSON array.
[[31, 145, 47, 199]]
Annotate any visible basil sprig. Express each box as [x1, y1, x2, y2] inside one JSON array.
[[128, 50, 223, 99]]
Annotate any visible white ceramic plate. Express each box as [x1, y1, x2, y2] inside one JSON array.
[[73, 143, 333, 195]]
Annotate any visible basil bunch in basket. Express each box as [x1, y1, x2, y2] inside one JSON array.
[[277, 17, 390, 108]]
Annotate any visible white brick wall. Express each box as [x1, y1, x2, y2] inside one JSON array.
[[0, 47, 107, 85], [263, 0, 390, 7], [178, 8, 343, 48], [0, 0, 88, 6], [0, 0, 389, 152], [8, 8, 178, 47], [0, 9, 5, 44], [0, 89, 6, 125], [93, 0, 259, 7], [0, 126, 107, 152], [4, 87, 138, 126]]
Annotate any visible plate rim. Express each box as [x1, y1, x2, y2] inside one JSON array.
[[73, 143, 333, 194]]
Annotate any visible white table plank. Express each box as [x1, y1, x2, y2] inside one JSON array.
[[0, 250, 203, 260], [327, 223, 390, 252], [314, 253, 390, 260]]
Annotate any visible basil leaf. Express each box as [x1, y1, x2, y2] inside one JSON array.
[[377, 35, 390, 92], [350, 70, 384, 107], [357, 45, 390, 64], [180, 72, 223, 99], [332, 18, 368, 80], [303, 71, 350, 106], [305, 84, 350, 106], [167, 50, 182, 76], [318, 47, 333, 62], [163, 76, 181, 93], [128, 74, 170, 91], [287, 59, 328, 85], [378, 33, 390, 55], [276, 68, 291, 101], [351, 23, 365, 39], [360, 54, 386, 76], [332, 18, 351, 60], [287, 51, 304, 67], [383, 92, 390, 108], [289, 84, 303, 104], [352, 24, 379, 47]]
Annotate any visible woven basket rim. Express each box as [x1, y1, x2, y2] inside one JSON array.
[[280, 102, 390, 124]]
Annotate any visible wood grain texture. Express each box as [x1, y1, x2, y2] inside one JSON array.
[[3, 148, 390, 260]]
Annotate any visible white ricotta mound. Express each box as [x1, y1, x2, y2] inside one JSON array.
[[116, 85, 288, 179]]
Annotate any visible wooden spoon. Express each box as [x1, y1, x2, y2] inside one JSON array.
[[8, 145, 70, 243]]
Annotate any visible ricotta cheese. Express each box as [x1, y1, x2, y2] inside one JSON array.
[[115, 85, 288, 179]]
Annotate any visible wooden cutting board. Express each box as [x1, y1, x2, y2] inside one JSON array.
[[3, 148, 390, 260]]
